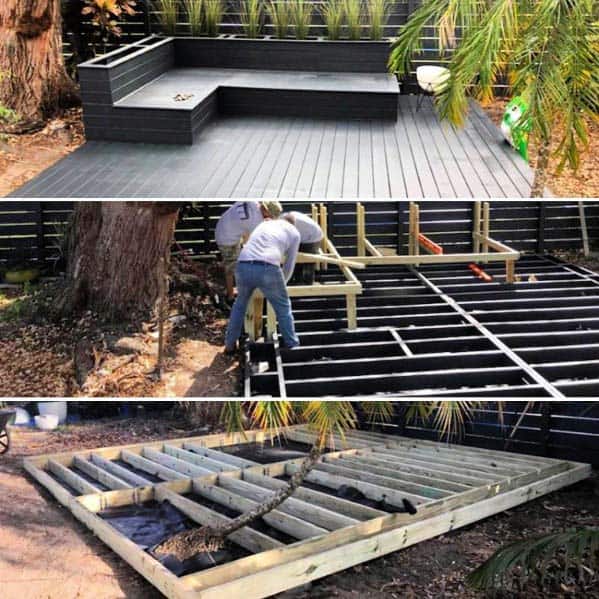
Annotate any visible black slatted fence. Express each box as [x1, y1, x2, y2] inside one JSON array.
[[64, 1, 506, 92], [357, 402, 599, 466], [1, 201, 598, 269]]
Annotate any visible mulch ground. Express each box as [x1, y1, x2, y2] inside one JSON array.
[[482, 99, 599, 197], [1, 417, 597, 599], [0, 274, 240, 398]]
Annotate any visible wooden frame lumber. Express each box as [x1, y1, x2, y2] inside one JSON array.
[[24, 427, 592, 599]]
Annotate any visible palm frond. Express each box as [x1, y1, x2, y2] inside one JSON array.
[[248, 400, 295, 442], [302, 401, 357, 449], [360, 401, 395, 427], [220, 401, 246, 436], [405, 401, 479, 440], [468, 528, 599, 590]]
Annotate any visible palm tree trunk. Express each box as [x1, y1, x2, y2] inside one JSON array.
[[531, 139, 551, 197], [155, 445, 323, 561]]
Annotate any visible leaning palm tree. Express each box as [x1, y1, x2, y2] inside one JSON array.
[[388, 0, 598, 197], [156, 400, 480, 560], [155, 400, 359, 560]]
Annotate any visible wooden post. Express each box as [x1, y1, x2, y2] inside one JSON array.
[[482, 202, 490, 264], [245, 293, 264, 341], [266, 302, 277, 340], [320, 203, 329, 271], [506, 260, 516, 284], [410, 202, 420, 266], [312, 204, 321, 271], [473, 201, 482, 254], [346, 294, 357, 330], [579, 201, 590, 257], [408, 202, 416, 256], [356, 203, 366, 257]]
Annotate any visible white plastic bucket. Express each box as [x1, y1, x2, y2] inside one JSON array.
[[38, 402, 68, 425], [35, 414, 60, 431]]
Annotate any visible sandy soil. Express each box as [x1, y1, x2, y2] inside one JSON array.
[[1, 417, 597, 599]]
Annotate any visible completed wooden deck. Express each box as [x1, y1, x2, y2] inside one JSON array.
[[11, 98, 538, 198]]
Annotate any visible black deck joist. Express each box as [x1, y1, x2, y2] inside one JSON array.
[[246, 255, 599, 398]]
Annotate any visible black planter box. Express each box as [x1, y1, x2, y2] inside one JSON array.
[[78, 36, 399, 145]]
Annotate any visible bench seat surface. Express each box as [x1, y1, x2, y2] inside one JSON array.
[[115, 67, 398, 110]]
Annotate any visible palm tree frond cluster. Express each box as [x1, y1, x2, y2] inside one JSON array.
[[467, 528, 599, 591]]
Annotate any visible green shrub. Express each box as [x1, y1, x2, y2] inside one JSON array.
[[241, 0, 263, 38], [154, 0, 178, 35], [344, 0, 362, 40], [204, 0, 224, 36], [183, 0, 202, 35], [266, 0, 291, 38], [367, 0, 389, 40], [320, 0, 345, 40], [290, 0, 312, 40]]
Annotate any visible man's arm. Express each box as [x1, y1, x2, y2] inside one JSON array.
[[282, 230, 301, 282]]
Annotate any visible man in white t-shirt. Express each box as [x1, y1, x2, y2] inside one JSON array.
[[225, 216, 301, 353], [215, 201, 282, 306], [282, 211, 324, 285]]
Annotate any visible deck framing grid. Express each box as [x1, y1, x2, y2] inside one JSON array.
[[24, 426, 591, 599]]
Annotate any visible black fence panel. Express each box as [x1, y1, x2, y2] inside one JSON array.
[[1, 201, 598, 268], [356, 402, 599, 466]]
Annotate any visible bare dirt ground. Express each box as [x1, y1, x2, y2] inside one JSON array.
[[1, 104, 597, 197], [0, 109, 85, 197], [1, 417, 597, 599]]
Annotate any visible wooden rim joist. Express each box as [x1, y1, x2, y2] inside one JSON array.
[[354, 201, 520, 283], [24, 426, 591, 599]]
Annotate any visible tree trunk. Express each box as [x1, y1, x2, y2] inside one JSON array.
[[531, 139, 551, 198], [63, 201, 183, 320], [155, 445, 323, 561], [0, 0, 79, 131]]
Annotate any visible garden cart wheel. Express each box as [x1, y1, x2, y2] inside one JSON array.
[[0, 427, 9, 454]]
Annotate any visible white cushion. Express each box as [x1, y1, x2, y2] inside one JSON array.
[[416, 65, 450, 93]]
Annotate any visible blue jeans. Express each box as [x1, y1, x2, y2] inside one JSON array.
[[225, 261, 300, 349]]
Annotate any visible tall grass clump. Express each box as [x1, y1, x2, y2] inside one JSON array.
[[367, 0, 389, 40], [344, 0, 362, 40], [320, 0, 344, 40], [184, 0, 202, 35], [241, 0, 263, 37], [290, 0, 313, 40], [204, 0, 224, 36], [154, 0, 179, 35], [266, 0, 291, 38]]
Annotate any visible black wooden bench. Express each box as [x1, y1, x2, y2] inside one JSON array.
[[79, 36, 400, 145]]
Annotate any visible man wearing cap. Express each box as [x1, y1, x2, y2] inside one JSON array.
[[215, 201, 282, 307], [225, 211, 301, 353], [282, 210, 324, 285]]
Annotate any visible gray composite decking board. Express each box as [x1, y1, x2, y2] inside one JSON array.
[[11, 97, 537, 198]]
